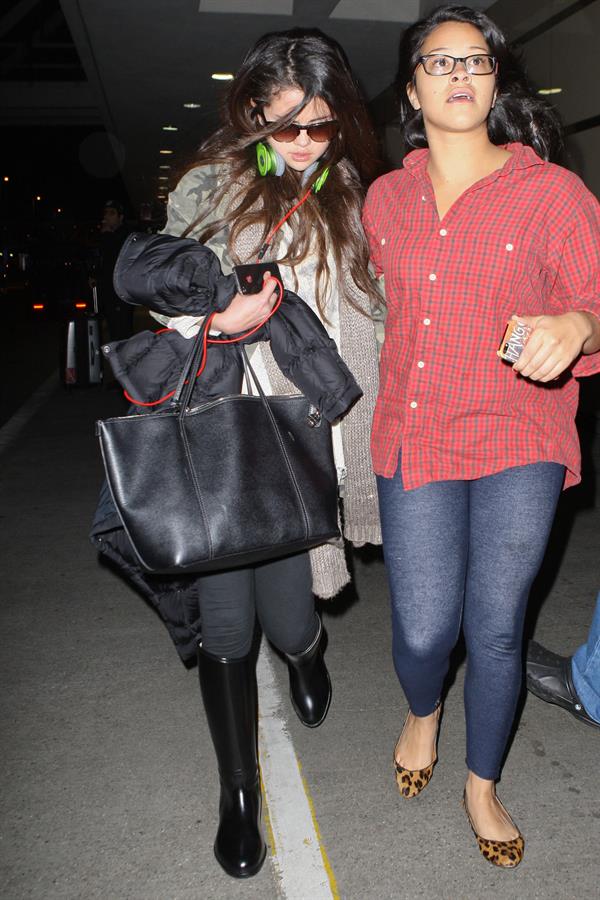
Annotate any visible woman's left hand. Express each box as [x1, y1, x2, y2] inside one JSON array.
[[512, 311, 596, 382]]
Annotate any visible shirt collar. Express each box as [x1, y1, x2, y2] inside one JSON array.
[[402, 142, 545, 181]]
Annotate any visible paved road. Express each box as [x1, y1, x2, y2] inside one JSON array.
[[1, 363, 599, 899]]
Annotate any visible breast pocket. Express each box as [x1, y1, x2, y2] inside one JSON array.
[[471, 231, 522, 291], [458, 228, 543, 316]]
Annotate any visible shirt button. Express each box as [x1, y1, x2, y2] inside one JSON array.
[[423, 318, 431, 326], [439, 229, 447, 236], [410, 401, 418, 409], [506, 243, 514, 251], [429, 273, 437, 281], [381, 238, 386, 246], [417, 360, 425, 368], [422, 195, 426, 201]]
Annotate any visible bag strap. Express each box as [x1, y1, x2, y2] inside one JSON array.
[[240, 345, 268, 398], [172, 313, 214, 412]]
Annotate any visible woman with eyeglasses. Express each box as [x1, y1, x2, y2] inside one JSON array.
[[93, 28, 382, 879], [363, 4, 600, 868]]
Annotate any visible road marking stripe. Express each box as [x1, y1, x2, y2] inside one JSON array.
[[257, 644, 338, 900], [298, 762, 340, 900], [0, 373, 58, 456]]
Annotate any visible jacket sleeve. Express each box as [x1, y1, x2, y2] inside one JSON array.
[[265, 290, 363, 422], [161, 165, 222, 240], [112, 232, 237, 317]]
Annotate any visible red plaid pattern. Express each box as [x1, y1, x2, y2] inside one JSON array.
[[363, 143, 600, 489]]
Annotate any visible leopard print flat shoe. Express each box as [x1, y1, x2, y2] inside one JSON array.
[[393, 703, 441, 799], [394, 756, 437, 798], [462, 790, 524, 868]]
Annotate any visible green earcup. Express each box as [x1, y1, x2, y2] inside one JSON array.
[[256, 142, 278, 176]]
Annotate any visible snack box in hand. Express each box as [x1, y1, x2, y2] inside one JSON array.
[[497, 320, 532, 364]]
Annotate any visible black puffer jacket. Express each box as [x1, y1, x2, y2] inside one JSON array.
[[106, 232, 361, 420]]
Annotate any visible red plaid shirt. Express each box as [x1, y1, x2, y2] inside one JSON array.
[[363, 143, 600, 490]]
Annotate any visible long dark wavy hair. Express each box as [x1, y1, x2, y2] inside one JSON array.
[[185, 28, 383, 316], [396, 5, 563, 161]]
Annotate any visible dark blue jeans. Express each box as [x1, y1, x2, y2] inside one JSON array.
[[572, 590, 600, 723], [377, 460, 564, 780]]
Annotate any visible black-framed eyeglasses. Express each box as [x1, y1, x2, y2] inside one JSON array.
[[264, 119, 339, 143], [418, 54, 496, 76]]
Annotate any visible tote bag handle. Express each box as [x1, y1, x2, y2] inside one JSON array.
[[172, 313, 276, 419]]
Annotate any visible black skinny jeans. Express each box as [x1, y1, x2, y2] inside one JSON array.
[[196, 550, 317, 659]]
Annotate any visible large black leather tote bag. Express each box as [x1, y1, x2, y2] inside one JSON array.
[[96, 319, 339, 574]]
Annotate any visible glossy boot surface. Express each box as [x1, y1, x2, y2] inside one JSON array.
[[198, 647, 266, 879], [285, 616, 332, 728]]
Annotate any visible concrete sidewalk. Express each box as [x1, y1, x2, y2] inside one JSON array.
[[1, 377, 599, 900]]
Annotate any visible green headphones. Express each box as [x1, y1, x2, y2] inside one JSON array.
[[255, 142, 330, 193]]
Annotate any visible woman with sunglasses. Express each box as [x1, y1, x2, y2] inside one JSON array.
[[363, 4, 600, 868], [94, 28, 382, 879]]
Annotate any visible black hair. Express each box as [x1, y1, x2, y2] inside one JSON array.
[[396, 4, 563, 161]]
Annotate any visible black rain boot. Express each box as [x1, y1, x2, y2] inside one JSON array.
[[197, 646, 266, 879], [285, 615, 332, 728]]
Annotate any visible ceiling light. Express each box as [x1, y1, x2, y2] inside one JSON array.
[[537, 87, 562, 95], [159, 149, 173, 154], [158, 176, 168, 180], [159, 165, 171, 169], [211, 72, 234, 81], [162, 125, 178, 131], [183, 102, 201, 109]]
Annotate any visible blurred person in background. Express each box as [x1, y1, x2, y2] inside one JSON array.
[[92, 200, 132, 342]]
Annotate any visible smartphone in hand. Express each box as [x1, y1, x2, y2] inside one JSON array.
[[233, 262, 282, 295]]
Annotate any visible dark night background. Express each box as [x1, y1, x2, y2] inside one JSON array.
[[0, 2, 146, 425], [1, 121, 132, 425]]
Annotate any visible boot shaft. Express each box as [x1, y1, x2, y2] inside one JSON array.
[[198, 647, 258, 779]]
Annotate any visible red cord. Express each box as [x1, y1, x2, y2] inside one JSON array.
[[124, 278, 283, 407], [258, 188, 312, 259], [208, 276, 283, 344], [123, 387, 177, 407], [123, 313, 213, 407]]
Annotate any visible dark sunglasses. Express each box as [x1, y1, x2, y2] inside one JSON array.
[[264, 119, 339, 143]]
